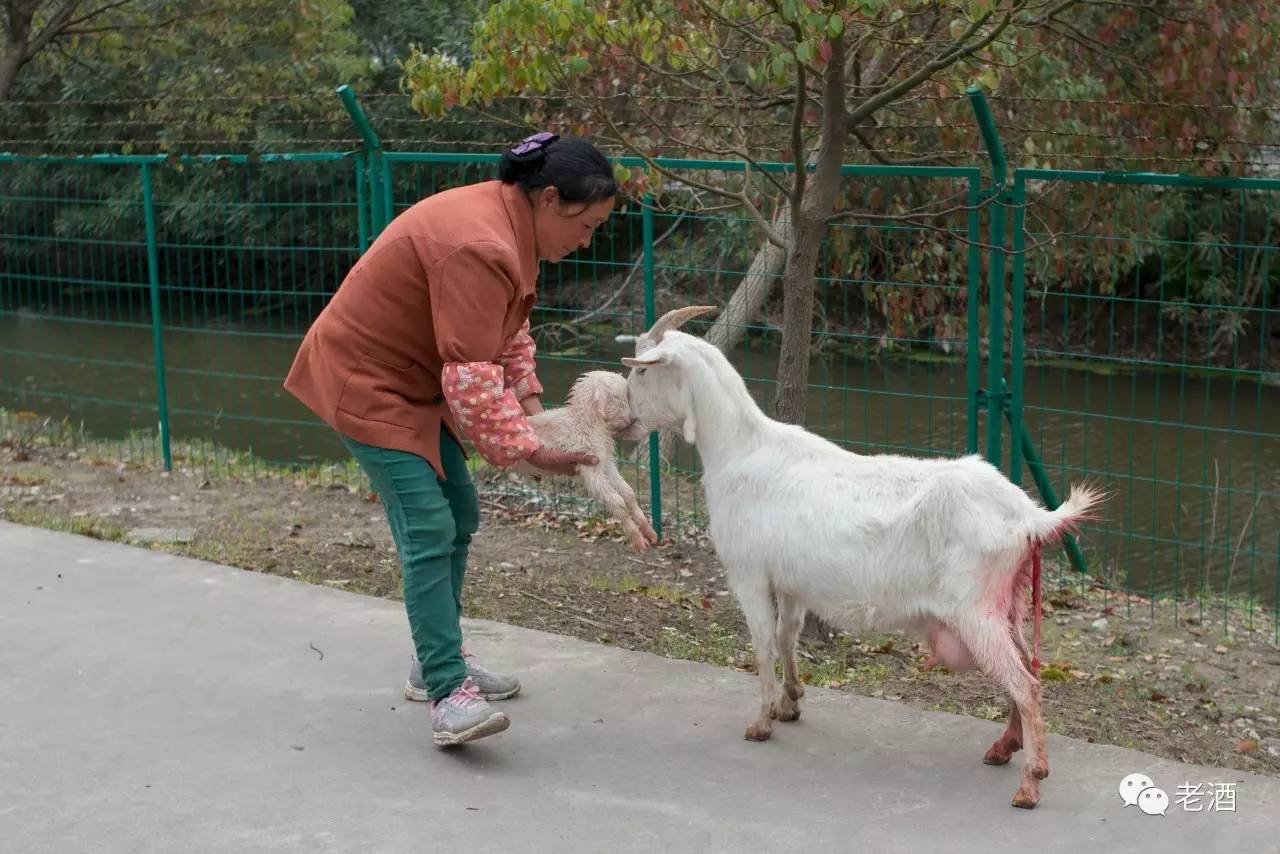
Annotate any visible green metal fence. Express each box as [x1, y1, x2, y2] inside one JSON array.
[[1008, 169, 1280, 632], [2, 98, 1277, 639]]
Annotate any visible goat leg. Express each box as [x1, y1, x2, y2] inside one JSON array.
[[775, 592, 805, 719], [736, 577, 783, 741]]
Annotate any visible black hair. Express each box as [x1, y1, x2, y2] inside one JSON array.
[[498, 134, 617, 206]]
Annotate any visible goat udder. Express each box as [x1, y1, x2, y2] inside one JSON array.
[[924, 624, 978, 672]]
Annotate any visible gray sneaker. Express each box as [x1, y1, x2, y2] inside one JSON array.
[[405, 649, 521, 702], [430, 678, 510, 747]]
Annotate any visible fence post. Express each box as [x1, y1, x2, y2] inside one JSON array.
[[968, 86, 1008, 471], [337, 84, 388, 236], [139, 162, 173, 472], [969, 98, 1090, 576], [642, 195, 663, 541], [1008, 173, 1027, 484], [965, 175, 982, 455], [354, 156, 369, 251]]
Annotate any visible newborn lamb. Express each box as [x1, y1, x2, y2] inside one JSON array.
[[512, 370, 658, 551]]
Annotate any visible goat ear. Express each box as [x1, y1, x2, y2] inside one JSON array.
[[622, 352, 668, 368], [681, 414, 697, 444]]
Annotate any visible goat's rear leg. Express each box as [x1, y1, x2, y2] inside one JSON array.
[[735, 578, 782, 742], [957, 617, 1048, 808], [985, 616, 1033, 766], [774, 592, 805, 721], [984, 703, 1023, 766]]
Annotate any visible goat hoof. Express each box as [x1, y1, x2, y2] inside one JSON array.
[[744, 724, 772, 742], [1011, 784, 1040, 809], [776, 706, 801, 722], [1032, 762, 1049, 781], [983, 737, 1021, 765], [785, 684, 804, 701]]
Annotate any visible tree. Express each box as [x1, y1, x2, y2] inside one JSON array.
[[1, 1, 181, 100], [348, 0, 490, 91], [404, 0, 1149, 425]]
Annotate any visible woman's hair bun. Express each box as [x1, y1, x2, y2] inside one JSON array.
[[498, 131, 559, 182]]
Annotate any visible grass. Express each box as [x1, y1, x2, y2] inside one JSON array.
[[1, 504, 127, 542], [653, 622, 741, 668]]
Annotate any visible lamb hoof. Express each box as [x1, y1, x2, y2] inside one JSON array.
[[744, 724, 772, 742], [1011, 785, 1040, 809]]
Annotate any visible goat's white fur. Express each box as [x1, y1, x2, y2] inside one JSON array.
[[512, 370, 658, 551], [622, 317, 1103, 809]]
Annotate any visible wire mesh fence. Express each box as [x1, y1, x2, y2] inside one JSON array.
[[2, 148, 1277, 639], [1009, 170, 1280, 633]]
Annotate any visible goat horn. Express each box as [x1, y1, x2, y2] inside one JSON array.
[[646, 305, 718, 343]]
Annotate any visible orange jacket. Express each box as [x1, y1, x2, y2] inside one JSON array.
[[284, 180, 544, 479]]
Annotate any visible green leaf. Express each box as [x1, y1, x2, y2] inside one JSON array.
[[827, 14, 844, 38]]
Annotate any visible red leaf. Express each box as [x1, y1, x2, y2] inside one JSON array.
[[818, 39, 832, 65]]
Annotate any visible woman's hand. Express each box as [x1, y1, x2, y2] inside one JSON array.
[[525, 445, 598, 476]]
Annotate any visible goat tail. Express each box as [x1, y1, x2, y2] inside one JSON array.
[[1026, 483, 1105, 676], [1033, 481, 1106, 543]]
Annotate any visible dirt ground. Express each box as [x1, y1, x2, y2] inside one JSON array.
[[3, 439, 1279, 779]]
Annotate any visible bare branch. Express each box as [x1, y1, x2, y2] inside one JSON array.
[[592, 102, 789, 248], [62, 0, 135, 29], [847, 0, 1043, 126], [849, 125, 960, 166], [790, 61, 806, 210]]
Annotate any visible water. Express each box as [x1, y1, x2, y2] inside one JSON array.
[[2, 311, 1277, 609]]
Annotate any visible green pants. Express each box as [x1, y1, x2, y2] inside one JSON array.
[[342, 430, 478, 701]]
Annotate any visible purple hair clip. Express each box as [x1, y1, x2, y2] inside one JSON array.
[[509, 131, 559, 157]]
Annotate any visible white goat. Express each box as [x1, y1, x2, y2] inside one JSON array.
[[622, 306, 1103, 810], [512, 370, 658, 551]]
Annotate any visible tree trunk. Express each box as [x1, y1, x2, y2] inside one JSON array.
[[0, 47, 23, 101], [704, 203, 792, 353], [770, 34, 847, 426], [772, 216, 824, 425], [1, 0, 39, 102]]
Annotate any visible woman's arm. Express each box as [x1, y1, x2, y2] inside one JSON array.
[[431, 244, 542, 468], [430, 244, 589, 473], [497, 319, 544, 406]]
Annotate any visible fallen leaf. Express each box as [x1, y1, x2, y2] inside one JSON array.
[[1236, 739, 1259, 754], [1149, 691, 1168, 702]]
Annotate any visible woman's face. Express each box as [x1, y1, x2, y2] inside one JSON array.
[[531, 186, 615, 263]]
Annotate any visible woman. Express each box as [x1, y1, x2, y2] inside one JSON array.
[[285, 132, 617, 745]]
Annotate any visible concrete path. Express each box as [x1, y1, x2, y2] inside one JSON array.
[[2, 520, 1277, 853]]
